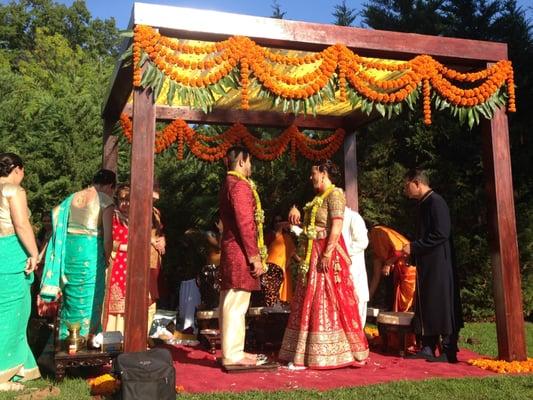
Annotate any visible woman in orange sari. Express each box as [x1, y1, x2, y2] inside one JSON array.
[[279, 161, 369, 369], [368, 225, 416, 312], [262, 215, 298, 307]]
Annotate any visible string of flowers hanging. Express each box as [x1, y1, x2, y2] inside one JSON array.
[[297, 185, 337, 282], [128, 25, 516, 128], [119, 113, 345, 163]]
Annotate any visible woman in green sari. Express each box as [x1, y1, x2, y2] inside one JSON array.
[[40, 169, 115, 340], [0, 153, 40, 391]]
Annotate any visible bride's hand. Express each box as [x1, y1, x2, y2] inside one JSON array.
[[318, 254, 331, 272], [288, 206, 301, 225]]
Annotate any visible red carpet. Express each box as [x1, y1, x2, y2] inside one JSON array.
[[166, 345, 496, 393]]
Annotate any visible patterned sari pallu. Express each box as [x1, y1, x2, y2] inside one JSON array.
[[0, 235, 40, 382]]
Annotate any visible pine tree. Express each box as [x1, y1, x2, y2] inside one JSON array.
[[271, 1, 286, 19], [362, 0, 446, 34], [332, 0, 358, 26]]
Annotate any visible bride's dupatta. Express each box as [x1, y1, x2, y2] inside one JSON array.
[[39, 195, 74, 303]]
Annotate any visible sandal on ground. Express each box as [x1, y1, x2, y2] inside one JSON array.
[[243, 352, 269, 364], [0, 382, 25, 392], [223, 356, 268, 367]]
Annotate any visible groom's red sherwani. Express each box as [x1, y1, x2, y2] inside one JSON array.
[[218, 174, 260, 292]]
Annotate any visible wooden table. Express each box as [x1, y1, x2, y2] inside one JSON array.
[[54, 349, 121, 381]]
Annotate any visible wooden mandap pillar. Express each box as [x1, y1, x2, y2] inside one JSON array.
[[343, 130, 359, 211], [102, 118, 119, 172], [481, 107, 527, 361], [123, 84, 156, 352]]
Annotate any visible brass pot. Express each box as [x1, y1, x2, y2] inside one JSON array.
[[66, 322, 86, 352]]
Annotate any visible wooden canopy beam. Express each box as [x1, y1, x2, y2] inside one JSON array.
[[102, 3, 508, 121], [132, 3, 507, 63], [102, 59, 132, 121], [122, 104, 366, 130]]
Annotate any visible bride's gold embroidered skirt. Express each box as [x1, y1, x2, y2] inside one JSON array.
[[278, 236, 369, 369]]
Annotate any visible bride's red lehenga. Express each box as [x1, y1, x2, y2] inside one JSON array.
[[278, 188, 369, 369]]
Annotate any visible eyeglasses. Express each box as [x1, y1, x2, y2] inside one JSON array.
[[118, 198, 130, 204]]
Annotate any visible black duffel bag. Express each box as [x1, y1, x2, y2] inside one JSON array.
[[114, 348, 176, 400]]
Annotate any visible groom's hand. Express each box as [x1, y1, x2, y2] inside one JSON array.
[[251, 260, 264, 278]]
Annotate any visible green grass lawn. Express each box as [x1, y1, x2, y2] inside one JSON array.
[[460, 322, 533, 357], [1, 322, 531, 400]]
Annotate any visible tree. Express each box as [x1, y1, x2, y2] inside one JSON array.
[[0, 29, 115, 224], [332, 0, 358, 26], [270, 0, 286, 19], [0, 0, 120, 58], [440, 0, 501, 39], [362, 0, 446, 34], [360, 0, 533, 319]]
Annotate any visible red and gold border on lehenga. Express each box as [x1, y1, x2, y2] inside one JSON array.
[[280, 328, 368, 368]]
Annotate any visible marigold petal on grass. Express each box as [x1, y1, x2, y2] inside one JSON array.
[[468, 357, 533, 374], [88, 373, 120, 396]]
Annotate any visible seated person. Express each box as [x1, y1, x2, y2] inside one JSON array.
[[368, 225, 416, 312]]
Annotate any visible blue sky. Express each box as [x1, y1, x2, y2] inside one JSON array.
[[1, 0, 532, 28], [55, 0, 370, 28], [71, 0, 533, 28]]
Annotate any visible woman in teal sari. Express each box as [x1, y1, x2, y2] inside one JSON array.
[[40, 169, 115, 340], [0, 153, 40, 391]]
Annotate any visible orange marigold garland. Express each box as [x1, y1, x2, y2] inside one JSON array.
[[422, 79, 432, 125], [131, 25, 516, 126], [468, 357, 533, 374], [119, 114, 345, 162]]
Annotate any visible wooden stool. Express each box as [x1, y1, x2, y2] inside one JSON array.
[[376, 311, 414, 356], [197, 309, 220, 354]]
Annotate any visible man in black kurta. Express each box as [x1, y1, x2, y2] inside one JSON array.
[[402, 169, 463, 363]]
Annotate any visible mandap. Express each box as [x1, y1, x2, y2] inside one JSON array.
[[101, 2, 526, 361]]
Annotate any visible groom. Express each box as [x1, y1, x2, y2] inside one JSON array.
[[218, 146, 266, 368]]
